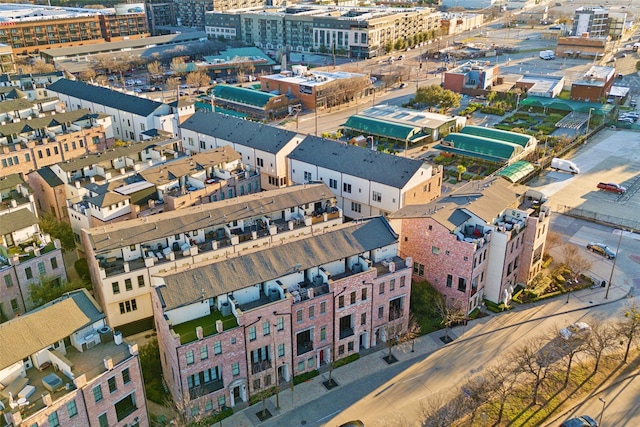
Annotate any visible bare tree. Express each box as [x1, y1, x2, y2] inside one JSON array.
[[551, 326, 589, 386], [166, 77, 181, 99], [95, 75, 108, 86], [545, 231, 563, 256], [384, 307, 405, 363], [586, 319, 619, 372], [484, 360, 521, 424], [562, 244, 593, 282], [79, 69, 96, 82], [616, 301, 640, 363], [32, 59, 56, 73], [420, 391, 467, 427], [512, 337, 558, 405], [147, 60, 163, 77], [459, 375, 493, 425], [170, 56, 189, 77], [186, 71, 209, 92], [435, 295, 465, 342]]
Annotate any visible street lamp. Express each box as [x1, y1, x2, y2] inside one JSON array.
[[598, 397, 606, 425], [586, 107, 595, 136], [605, 228, 624, 299]]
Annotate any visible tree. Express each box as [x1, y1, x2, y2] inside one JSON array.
[[512, 337, 558, 405], [170, 56, 189, 77], [438, 89, 462, 113], [586, 319, 619, 372], [95, 75, 108, 86], [545, 230, 563, 256], [434, 294, 465, 342], [384, 306, 406, 363], [166, 77, 181, 99], [420, 391, 467, 427], [616, 302, 640, 362], [147, 60, 163, 77], [31, 59, 56, 74], [562, 244, 592, 282], [79, 69, 96, 82], [552, 325, 588, 386], [28, 277, 91, 308], [39, 213, 75, 251], [185, 71, 209, 91], [483, 360, 521, 424], [456, 164, 467, 182]]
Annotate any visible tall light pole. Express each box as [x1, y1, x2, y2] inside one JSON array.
[[605, 228, 624, 299], [598, 397, 606, 425], [586, 107, 595, 136]]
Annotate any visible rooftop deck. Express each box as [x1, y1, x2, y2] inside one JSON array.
[[172, 311, 238, 345]]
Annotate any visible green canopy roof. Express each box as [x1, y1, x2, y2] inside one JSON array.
[[519, 96, 616, 115], [460, 125, 532, 147], [213, 85, 277, 109], [438, 133, 523, 162], [497, 161, 535, 182], [342, 115, 428, 142]]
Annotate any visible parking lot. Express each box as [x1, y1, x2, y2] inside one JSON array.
[[529, 128, 640, 229]]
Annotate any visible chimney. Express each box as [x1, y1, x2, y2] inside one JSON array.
[[216, 320, 223, 333], [389, 262, 396, 273], [103, 358, 113, 370], [90, 176, 95, 183], [74, 373, 87, 388], [196, 326, 203, 340], [42, 393, 53, 407], [75, 181, 80, 189]]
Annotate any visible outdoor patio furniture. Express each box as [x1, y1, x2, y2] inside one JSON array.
[[42, 373, 63, 392], [18, 385, 35, 400]]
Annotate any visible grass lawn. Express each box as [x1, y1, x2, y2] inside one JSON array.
[[172, 311, 238, 345]]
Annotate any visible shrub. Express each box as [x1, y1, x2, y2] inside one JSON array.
[[74, 258, 90, 281], [542, 256, 553, 268], [334, 353, 360, 369], [293, 370, 319, 385], [555, 274, 566, 284], [484, 299, 512, 313]]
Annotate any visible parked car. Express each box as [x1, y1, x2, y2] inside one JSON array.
[[586, 242, 616, 259], [559, 322, 592, 341], [597, 182, 626, 194], [560, 415, 598, 427], [631, 99, 637, 107], [397, 55, 405, 60]]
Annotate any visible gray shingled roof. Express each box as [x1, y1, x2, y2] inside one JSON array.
[[156, 217, 398, 310], [390, 177, 521, 230], [288, 136, 426, 189], [180, 110, 298, 154], [0, 209, 39, 235], [0, 289, 103, 370], [0, 109, 96, 138], [85, 183, 332, 253], [35, 167, 64, 187], [0, 174, 25, 192], [47, 79, 164, 117]]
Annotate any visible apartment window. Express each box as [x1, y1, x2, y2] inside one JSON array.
[[48, 412, 60, 427], [329, 178, 337, 189], [253, 378, 261, 391], [320, 301, 326, 314], [277, 317, 284, 331], [507, 262, 512, 275], [278, 343, 285, 357], [119, 299, 137, 314], [257, 158, 264, 167], [379, 282, 385, 295], [108, 376, 117, 393], [38, 262, 46, 275], [186, 350, 194, 365], [320, 326, 327, 341], [303, 171, 312, 181], [343, 183, 352, 193], [361, 312, 367, 325], [348, 342, 354, 352], [218, 395, 226, 407], [67, 400, 78, 418], [446, 274, 453, 288], [458, 277, 467, 292], [51, 258, 58, 270], [10, 299, 18, 312], [125, 278, 132, 291], [249, 326, 256, 341], [514, 256, 520, 269], [263, 321, 270, 336], [338, 295, 344, 308], [309, 305, 315, 319], [232, 362, 240, 376], [338, 345, 345, 356], [214, 341, 222, 355], [98, 413, 108, 427], [122, 368, 131, 384], [432, 246, 440, 255], [200, 346, 208, 360], [4, 275, 12, 287], [114, 392, 137, 422], [350, 292, 356, 305], [351, 202, 361, 213], [400, 276, 406, 288], [378, 306, 384, 319], [413, 262, 425, 276], [296, 309, 303, 323], [362, 287, 367, 301], [389, 279, 396, 291], [93, 385, 103, 402], [372, 191, 382, 202], [137, 275, 145, 287]]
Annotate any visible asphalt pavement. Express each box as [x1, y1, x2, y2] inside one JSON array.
[[222, 262, 633, 427]]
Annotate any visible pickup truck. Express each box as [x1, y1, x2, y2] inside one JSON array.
[[597, 182, 626, 194]]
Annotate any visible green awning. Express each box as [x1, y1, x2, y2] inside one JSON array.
[[497, 161, 535, 182], [213, 85, 277, 109], [438, 133, 523, 162], [460, 125, 532, 148], [342, 115, 428, 142], [519, 96, 616, 115]]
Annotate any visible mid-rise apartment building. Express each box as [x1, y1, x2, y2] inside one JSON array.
[[287, 136, 442, 218], [150, 215, 411, 416], [80, 183, 345, 335], [180, 111, 303, 191], [389, 177, 550, 311], [0, 4, 149, 55], [205, 6, 441, 59], [0, 289, 148, 427], [0, 174, 67, 318]]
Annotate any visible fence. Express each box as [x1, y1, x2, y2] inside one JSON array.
[[553, 204, 640, 232]]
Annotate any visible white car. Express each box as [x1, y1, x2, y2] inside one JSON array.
[[559, 322, 592, 340]]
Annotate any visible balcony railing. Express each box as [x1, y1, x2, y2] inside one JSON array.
[[251, 359, 272, 374], [339, 328, 354, 340], [188, 380, 224, 399], [296, 341, 313, 356]]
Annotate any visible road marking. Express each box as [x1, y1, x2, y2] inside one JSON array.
[[316, 409, 341, 422]]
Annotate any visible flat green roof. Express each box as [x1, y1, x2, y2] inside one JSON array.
[[439, 133, 523, 162], [342, 115, 428, 142], [519, 96, 616, 115], [212, 85, 276, 109], [497, 160, 535, 182], [460, 125, 532, 147]]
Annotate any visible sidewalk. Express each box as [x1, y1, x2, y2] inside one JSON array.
[[223, 278, 633, 427]]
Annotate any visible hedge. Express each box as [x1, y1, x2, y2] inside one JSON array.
[[484, 299, 513, 313], [542, 256, 553, 268], [334, 353, 360, 369], [293, 370, 319, 386]]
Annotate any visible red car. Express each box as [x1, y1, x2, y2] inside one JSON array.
[[597, 182, 626, 194]]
